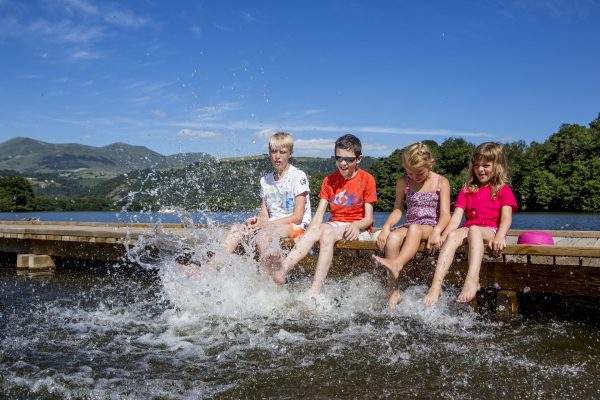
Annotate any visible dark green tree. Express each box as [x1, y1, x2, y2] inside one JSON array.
[[0, 176, 38, 211]]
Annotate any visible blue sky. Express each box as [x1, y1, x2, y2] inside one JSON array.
[[1, 0, 599, 158]]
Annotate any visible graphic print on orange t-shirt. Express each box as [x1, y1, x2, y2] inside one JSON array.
[[319, 169, 377, 223]]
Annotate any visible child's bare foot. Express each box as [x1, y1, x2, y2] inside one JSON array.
[[372, 254, 404, 280], [456, 278, 481, 303], [424, 287, 441, 306], [387, 290, 401, 309], [271, 270, 286, 285], [262, 254, 283, 273], [176, 262, 201, 278]]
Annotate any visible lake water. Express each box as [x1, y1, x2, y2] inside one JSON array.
[[1, 211, 600, 398]]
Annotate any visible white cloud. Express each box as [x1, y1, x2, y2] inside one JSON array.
[[240, 11, 259, 24], [57, 0, 148, 28], [17, 18, 105, 43], [152, 109, 167, 118], [255, 127, 279, 140], [282, 109, 326, 118], [61, 0, 99, 16], [125, 80, 176, 105], [191, 25, 203, 36], [178, 129, 221, 139], [179, 120, 492, 139], [104, 9, 147, 28], [293, 138, 390, 156], [294, 138, 336, 153], [194, 103, 239, 121], [69, 49, 102, 60], [363, 142, 392, 153]]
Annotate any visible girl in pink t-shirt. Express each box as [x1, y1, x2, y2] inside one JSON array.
[[424, 142, 518, 306]]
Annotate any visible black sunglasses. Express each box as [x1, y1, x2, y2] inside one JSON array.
[[334, 156, 358, 163]]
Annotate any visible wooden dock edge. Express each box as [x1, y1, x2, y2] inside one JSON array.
[[1, 222, 600, 306]]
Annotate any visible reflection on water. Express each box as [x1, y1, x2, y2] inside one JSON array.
[[1, 220, 600, 399]]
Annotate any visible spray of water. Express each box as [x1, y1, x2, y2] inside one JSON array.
[[2, 170, 600, 398]]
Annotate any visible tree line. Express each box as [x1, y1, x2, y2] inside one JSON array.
[[1, 114, 599, 213], [313, 114, 600, 212]]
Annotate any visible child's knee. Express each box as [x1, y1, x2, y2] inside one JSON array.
[[319, 232, 336, 246], [391, 228, 407, 241], [467, 226, 484, 239], [406, 224, 422, 235], [299, 228, 321, 245], [447, 230, 461, 240]]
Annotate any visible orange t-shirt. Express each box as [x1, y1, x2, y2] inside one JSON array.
[[319, 169, 378, 224]]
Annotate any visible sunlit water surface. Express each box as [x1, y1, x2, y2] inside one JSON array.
[[1, 217, 600, 399]]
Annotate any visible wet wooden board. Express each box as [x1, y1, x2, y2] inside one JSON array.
[[1, 221, 600, 297], [1, 220, 600, 265]]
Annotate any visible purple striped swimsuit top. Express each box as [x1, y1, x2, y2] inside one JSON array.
[[400, 174, 441, 227]]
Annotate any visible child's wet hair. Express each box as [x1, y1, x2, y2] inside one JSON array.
[[269, 132, 293, 152], [402, 142, 434, 169], [335, 134, 362, 156], [466, 142, 510, 198]]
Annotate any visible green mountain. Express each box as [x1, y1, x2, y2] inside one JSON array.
[[0, 137, 212, 175], [85, 155, 377, 211]]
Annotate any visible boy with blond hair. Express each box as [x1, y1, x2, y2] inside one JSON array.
[[225, 132, 311, 268]]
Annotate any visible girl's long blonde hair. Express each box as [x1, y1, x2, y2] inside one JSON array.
[[466, 142, 509, 199]]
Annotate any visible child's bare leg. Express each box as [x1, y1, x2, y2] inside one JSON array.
[[372, 228, 406, 309], [256, 224, 289, 272], [376, 225, 433, 280], [424, 229, 468, 306], [372, 229, 406, 307], [224, 224, 245, 253], [387, 290, 402, 309], [271, 227, 321, 284], [386, 225, 434, 308], [373, 228, 406, 280], [309, 224, 346, 294], [456, 227, 495, 303]]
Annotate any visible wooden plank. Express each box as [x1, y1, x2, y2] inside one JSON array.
[[555, 256, 580, 266], [502, 245, 600, 258], [505, 254, 527, 263], [1, 222, 600, 264], [530, 255, 554, 265], [570, 237, 598, 246], [582, 257, 600, 267], [480, 262, 600, 296]]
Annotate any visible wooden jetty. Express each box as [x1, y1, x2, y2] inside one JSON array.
[[1, 220, 600, 315]]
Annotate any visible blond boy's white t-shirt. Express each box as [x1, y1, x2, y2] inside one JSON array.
[[260, 165, 311, 228]]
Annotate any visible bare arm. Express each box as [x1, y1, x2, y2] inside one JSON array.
[[245, 199, 269, 227], [441, 208, 464, 242], [377, 177, 406, 250], [427, 176, 451, 250], [306, 198, 328, 232], [489, 205, 513, 255], [344, 202, 375, 241]]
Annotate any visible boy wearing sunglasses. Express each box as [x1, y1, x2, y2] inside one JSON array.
[[272, 134, 377, 294]]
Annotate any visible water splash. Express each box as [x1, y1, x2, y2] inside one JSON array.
[[2, 212, 600, 398]]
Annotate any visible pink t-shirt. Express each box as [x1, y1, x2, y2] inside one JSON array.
[[455, 185, 518, 229], [320, 169, 378, 225]]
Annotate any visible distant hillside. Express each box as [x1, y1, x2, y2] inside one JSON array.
[[0, 137, 212, 175], [0, 137, 380, 211], [92, 155, 379, 211]]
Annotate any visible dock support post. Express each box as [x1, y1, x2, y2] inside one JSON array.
[[496, 290, 519, 317], [16, 254, 56, 275]]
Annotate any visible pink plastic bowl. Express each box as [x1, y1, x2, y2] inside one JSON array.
[[517, 231, 554, 245]]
